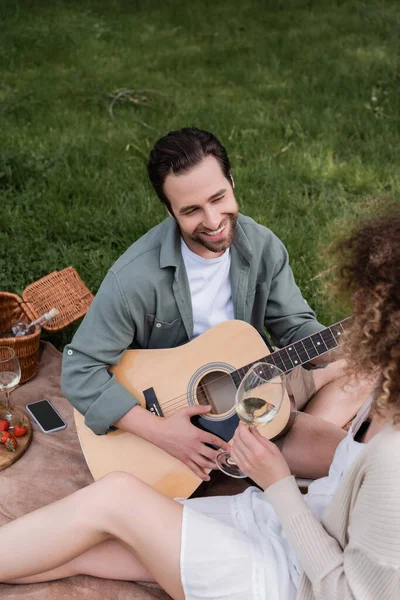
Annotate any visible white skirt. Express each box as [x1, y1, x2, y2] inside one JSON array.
[[179, 426, 367, 600], [180, 488, 297, 600]]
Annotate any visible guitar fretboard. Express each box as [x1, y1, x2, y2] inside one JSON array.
[[230, 317, 352, 387]]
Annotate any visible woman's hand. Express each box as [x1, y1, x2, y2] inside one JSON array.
[[230, 423, 291, 490]]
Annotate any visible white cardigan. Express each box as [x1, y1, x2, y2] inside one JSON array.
[[265, 425, 400, 600]]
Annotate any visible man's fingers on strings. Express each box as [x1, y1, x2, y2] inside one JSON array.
[[183, 404, 212, 418]]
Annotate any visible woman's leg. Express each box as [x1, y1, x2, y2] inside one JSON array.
[[281, 412, 346, 479], [7, 539, 152, 584], [0, 472, 185, 600], [305, 363, 376, 427]]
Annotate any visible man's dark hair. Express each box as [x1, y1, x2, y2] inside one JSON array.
[[147, 126, 232, 215]]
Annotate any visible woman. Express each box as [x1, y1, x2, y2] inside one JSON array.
[[2, 213, 400, 599]]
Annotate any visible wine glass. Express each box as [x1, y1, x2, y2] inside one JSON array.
[[216, 363, 285, 478], [0, 347, 21, 422]]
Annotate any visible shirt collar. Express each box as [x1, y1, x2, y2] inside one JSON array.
[[232, 214, 253, 264], [159, 217, 182, 268]]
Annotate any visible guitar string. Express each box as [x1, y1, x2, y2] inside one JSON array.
[[151, 329, 349, 413], [112, 322, 350, 415], [161, 377, 284, 415], [160, 354, 301, 411], [158, 321, 349, 409], [160, 361, 294, 410], [158, 331, 347, 411], [160, 360, 295, 411]]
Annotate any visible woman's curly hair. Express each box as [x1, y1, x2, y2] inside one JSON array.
[[334, 210, 400, 426]]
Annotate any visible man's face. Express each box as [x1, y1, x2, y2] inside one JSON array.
[[163, 155, 239, 259]]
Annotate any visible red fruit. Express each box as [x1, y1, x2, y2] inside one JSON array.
[[0, 420, 10, 432], [0, 431, 12, 444], [14, 422, 27, 437], [5, 435, 17, 452]]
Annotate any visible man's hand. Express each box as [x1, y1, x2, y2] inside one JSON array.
[[230, 423, 291, 490], [156, 405, 231, 481], [116, 403, 230, 481]]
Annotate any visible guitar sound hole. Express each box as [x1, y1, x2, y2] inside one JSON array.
[[196, 371, 237, 416]]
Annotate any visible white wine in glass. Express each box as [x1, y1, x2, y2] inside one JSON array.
[[0, 347, 21, 422], [216, 362, 285, 478]]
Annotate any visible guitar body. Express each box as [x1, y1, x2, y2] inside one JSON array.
[[74, 320, 291, 498]]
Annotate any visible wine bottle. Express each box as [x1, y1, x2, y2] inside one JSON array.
[[0, 308, 59, 338]]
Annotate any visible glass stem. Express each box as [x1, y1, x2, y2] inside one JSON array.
[[5, 391, 12, 420]]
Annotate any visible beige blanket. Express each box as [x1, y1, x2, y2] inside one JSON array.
[[0, 342, 249, 599]]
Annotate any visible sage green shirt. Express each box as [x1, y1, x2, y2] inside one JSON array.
[[61, 214, 324, 434]]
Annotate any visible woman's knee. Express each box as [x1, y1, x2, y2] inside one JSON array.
[[81, 472, 139, 519], [78, 472, 140, 534], [97, 471, 139, 497]]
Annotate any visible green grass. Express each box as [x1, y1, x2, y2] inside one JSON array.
[[1, 0, 399, 346]]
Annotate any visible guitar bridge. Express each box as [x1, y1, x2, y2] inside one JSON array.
[[143, 388, 163, 417]]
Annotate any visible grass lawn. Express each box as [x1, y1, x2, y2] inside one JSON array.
[[1, 0, 399, 346]]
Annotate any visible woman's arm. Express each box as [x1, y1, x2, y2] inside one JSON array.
[[232, 424, 400, 600], [266, 475, 400, 599]]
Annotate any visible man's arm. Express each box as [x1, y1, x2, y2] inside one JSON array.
[[61, 270, 142, 434], [61, 270, 230, 478]]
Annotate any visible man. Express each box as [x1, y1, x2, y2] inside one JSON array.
[[62, 127, 370, 482]]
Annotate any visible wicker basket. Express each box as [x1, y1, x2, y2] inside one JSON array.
[[0, 292, 40, 383], [0, 267, 94, 383]]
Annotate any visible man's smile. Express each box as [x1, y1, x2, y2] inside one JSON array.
[[200, 223, 226, 238]]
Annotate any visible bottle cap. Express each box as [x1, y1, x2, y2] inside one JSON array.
[[47, 308, 59, 319]]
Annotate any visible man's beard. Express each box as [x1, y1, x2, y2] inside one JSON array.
[[188, 213, 238, 254]]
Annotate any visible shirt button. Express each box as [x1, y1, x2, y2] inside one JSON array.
[[67, 349, 73, 355], [156, 323, 162, 328]]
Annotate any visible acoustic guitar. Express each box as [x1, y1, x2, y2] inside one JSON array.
[[74, 318, 350, 498]]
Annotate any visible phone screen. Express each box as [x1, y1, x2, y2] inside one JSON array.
[[27, 400, 66, 431]]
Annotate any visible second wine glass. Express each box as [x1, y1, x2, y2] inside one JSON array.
[[216, 362, 285, 478], [0, 346, 21, 422]]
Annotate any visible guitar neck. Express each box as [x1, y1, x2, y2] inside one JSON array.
[[231, 317, 352, 385]]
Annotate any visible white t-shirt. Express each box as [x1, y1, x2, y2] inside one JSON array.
[[181, 239, 234, 338]]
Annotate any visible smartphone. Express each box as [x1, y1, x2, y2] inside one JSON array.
[[26, 400, 67, 434]]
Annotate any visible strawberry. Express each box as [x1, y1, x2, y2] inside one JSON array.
[[0, 420, 10, 432], [0, 431, 12, 444], [14, 422, 27, 437], [5, 435, 17, 452]]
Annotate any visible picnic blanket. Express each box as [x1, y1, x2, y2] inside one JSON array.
[[0, 342, 250, 599]]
